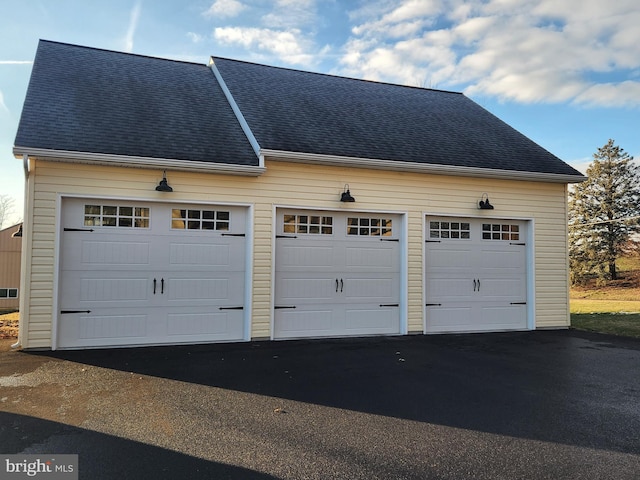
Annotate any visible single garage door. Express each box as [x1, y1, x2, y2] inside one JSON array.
[[425, 217, 528, 333], [274, 209, 401, 339], [57, 198, 247, 348]]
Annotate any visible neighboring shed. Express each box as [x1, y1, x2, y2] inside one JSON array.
[[13, 40, 585, 350], [0, 223, 22, 312]]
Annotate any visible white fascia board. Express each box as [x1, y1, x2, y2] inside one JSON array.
[[13, 147, 266, 176], [209, 58, 263, 167], [261, 149, 587, 184]]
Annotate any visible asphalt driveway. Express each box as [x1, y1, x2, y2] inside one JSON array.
[[1, 330, 639, 479]]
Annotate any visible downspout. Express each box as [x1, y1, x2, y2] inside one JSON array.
[[11, 154, 30, 349]]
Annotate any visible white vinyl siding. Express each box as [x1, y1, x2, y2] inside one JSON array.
[[19, 158, 570, 348]]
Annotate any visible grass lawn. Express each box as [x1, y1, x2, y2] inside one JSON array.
[[570, 255, 640, 338], [570, 299, 640, 314], [571, 313, 640, 339], [617, 255, 640, 272]]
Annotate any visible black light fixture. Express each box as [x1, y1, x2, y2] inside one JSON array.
[[11, 225, 23, 238], [340, 184, 355, 202], [155, 171, 173, 192], [478, 193, 494, 210]]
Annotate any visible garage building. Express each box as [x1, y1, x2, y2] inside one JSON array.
[[13, 40, 584, 349]]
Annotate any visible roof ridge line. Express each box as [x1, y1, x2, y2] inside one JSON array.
[[211, 56, 463, 95], [38, 39, 206, 67]]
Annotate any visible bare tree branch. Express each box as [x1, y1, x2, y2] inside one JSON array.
[[0, 194, 16, 229]]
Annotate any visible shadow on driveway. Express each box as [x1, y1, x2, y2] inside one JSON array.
[[41, 330, 640, 455], [0, 411, 278, 480]]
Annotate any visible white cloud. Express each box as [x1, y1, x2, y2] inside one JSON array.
[[340, 34, 455, 87], [262, 0, 317, 29], [124, 0, 142, 53], [0, 90, 9, 113], [205, 0, 326, 67], [203, 0, 246, 19], [214, 27, 316, 66], [187, 32, 205, 43], [566, 154, 591, 171], [574, 81, 640, 108], [339, 0, 640, 107], [351, 0, 441, 38], [203, 0, 316, 25]]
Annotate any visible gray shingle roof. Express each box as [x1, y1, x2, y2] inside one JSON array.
[[15, 40, 582, 179], [212, 57, 583, 178], [14, 40, 258, 166]]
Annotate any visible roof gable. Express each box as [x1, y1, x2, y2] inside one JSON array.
[[212, 57, 583, 179], [14, 41, 258, 167]]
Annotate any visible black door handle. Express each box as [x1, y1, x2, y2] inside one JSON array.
[[153, 278, 156, 294], [336, 278, 339, 292], [477, 279, 480, 292], [473, 279, 476, 291], [161, 278, 165, 294], [340, 279, 344, 292]]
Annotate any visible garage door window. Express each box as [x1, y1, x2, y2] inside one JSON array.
[[84, 205, 150, 228], [172, 209, 230, 231], [283, 215, 333, 234], [482, 223, 520, 241], [429, 221, 470, 239], [347, 217, 393, 236]]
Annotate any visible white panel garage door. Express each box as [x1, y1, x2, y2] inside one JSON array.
[[274, 210, 401, 339], [425, 217, 528, 333], [57, 198, 247, 348]]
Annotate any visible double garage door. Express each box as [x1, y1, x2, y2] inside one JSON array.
[[57, 198, 247, 348]]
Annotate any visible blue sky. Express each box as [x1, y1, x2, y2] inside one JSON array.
[[1, 0, 639, 225]]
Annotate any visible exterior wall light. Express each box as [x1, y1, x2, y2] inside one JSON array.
[[340, 184, 355, 202], [478, 193, 494, 209], [156, 171, 173, 192]]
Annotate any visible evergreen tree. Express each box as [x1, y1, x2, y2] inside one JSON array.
[[568, 140, 640, 284]]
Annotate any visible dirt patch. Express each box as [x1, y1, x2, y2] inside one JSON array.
[[0, 311, 19, 340]]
